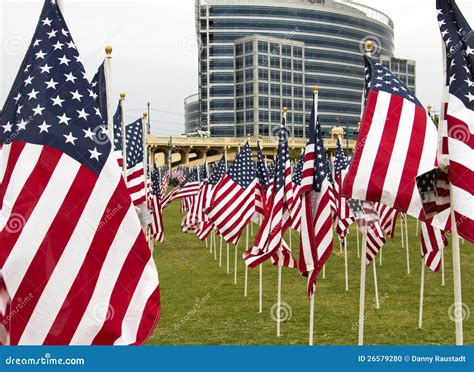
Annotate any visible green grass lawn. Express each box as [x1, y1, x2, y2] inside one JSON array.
[[148, 202, 473, 345]]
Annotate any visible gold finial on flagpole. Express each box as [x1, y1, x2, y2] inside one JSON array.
[[143, 112, 148, 119], [427, 105, 433, 111], [105, 45, 113, 56], [283, 107, 288, 113], [364, 40, 374, 53], [120, 92, 126, 100], [314, 85, 319, 93]]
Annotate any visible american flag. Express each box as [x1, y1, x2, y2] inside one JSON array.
[[436, 0, 473, 243], [298, 90, 334, 297], [196, 156, 227, 240], [342, 56, 438, 219], [366, 222, 386, 265], [416, 168, 451, 218], [0, 1, 160, 345], [111, 101, 124, 167], [182, 164, 208, 233], [334, 137, 351, 220], [207, 143, 257, 245], [420, 221, 448, 272], [90, 61, 108, 125], [159, 167, 169, 198], [244, 113, 295, 268], [290, 157, 304, 231], [255, 142, 270, 217], [162, 168, 200, 209], [125, 118, 146, 206], [347, 199, 380, 233], [171, 167, 186, 185], [376, 203, 399, 239], [150, 169, 164, 243]]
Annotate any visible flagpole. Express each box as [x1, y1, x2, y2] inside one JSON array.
[[213, 231, 217, 261], [120, 92, 126, 172], [142, 113, 150, 245], [309, 280, 315, 346], [441, 248, 446, 286], [234, 243, 238, 285], [418, 259, 425, 329], [401, 215, 405, 250], [219, 236, 223, 267], [373, 260, 380, 309], [356, 229, 360, 258], [358, 231, 368, 345], [405, 216, 411, 274], [227, 243, 230, 274], [379, 248, 383, 266], [343, 237, 349, 292], [244, 226, 249, 296], [277, 251, 283, 337], [416, 219, 419, 237], [450, 198, 464, 345], [259, 215, 264, 313], [105, 46, 114, 143]]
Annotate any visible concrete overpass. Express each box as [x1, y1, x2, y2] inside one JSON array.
[[148, 131, 356, 168]]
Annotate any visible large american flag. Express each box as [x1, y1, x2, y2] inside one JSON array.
[[125, 118, 146, 206], [299, 91, 334, 297], [0, 0, 160, 345], [207, 143, 257, 245], [90, 61, 108, 126], [436, 0, 474, 243], [244, 114, 295, 268], [342, 56, 438, 220]]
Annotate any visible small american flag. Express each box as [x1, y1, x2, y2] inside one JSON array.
[[290, 157, 304, 231], [207, 143, 257, 245], [255, 143, 270, 217], [416, 168, 450, 218], [125, 118, 146, 206], [376, 203, 399, 239], [90, 61, 108, 126], [420, 221, 448, 272], [150, 169, 164, 243], [347, 199, 380, 233]]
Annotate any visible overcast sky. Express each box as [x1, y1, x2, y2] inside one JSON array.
[[1, 0, 473, 136]]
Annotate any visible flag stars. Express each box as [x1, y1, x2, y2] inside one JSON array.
[[16, 105, 23, 114], [38, 121, 51, 133], [33, 39, 41, 47], [42, 17, 52, 26], [52, 41, 64, 50], [58, 55, 71, 66], [67, 41, 76, 49], [27, 88, 39, 100], [45, 78, 59, 89], [24, 75, 34, 86], [76, 108, 89, 120], [64, 72, 77, 83], [47, 29, 58, 38], [51, 95, 64, 106], [83, 127, 95, 140], [89, 148, 102, 161], [1, 121, 13, 133], [64, 132, 78, 145], [71, 90, 83, 101], [32, 104, 45, 116], [57, 113, 71, 125], [17, 119, 28, 131], [13, 93, 21, 103], [466, 92, 474, 102], [40, 64, 52, 74]]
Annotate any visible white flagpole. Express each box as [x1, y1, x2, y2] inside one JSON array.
[[104, 46, 114, 143], [322, 264, 326, 279], [226, 243, 230, 274], [343, 237, 349, 292], [309, 280, 315, 346], [205, 237, 208, 249], [209, 231, 213, 255], [379, 248, 383, 266], [219, 236, 223, 267], [358, 231, 368, 345], [405, 216, 411, 274], [450, 202, 464, 345], [234, 244, 238, 285], [244, 227, 249, 296], [119, 93, 126, 173], [373, 260, 380, 309], [441, 248, 446, 286], [276, 251, 283, 337], [356, 229, 360, 258], [213, 232, 217, 260], [259, 264, 263, 313], [401, 216, 405, 249], [418, 260, 425, 329], [251, 221, 254, 237]]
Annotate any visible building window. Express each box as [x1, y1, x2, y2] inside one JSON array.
[[259, 97, 269, 108], [236, 70, 244, 83], [271, 98, 281, 109], [282, 85, 292, 97], [236, 111, 244, 124], [294, 113, 304, 124], [282, 45, 291, 56], [245, 69, 253, 81], [282, 58, 292, 70], [236, 57, 244, 70], [246, 111, 254, 122], [258, 41, 268, 53], [245, 83, 254, 95], [282, 99, 292, 110], [271, 84, 280, 96], [245, 41, 253, 54], [270, 43, 280, 56], [259, 83, 269, 95], [258, 69, 268, 81], [236, 98, 244, 110], [282, 71, 292, 83], [236, 84, 244, 96], [294, 100, 303, 110], [235, 44, 243, 56], [294, 60, 302, 71], [270, 57, 280, 69], [270, 70, 280, 82], [270, 111, 281, 123], [245, 55, 253, 68], [293, 47, 302, 58], [259, 111, 269, 121], [293, 73, 303, 84], [408, 64, 415, 75], [293, 86, 303, 97], [258, 55, 268, 67]]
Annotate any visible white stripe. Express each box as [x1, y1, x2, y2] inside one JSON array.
[[380, 100, 415, 206], [0, 144, 42, 231], [70, 205, 142, 345], [3, 155, 80, 299], [114, 258, 159, 345], [448, 94, 474, 135], [448, 137, 473, 171], [19, 153, 121, 345], [352, 91, 391, 200], [451, 185, 474, 219], [0, 144, 11, 187]]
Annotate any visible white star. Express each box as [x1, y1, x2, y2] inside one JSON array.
[[40, 64, 52, 74], [35, 49, 47, 59], [16, 105, 23, 114], [450, 74, 456, 84], [57, 113, 71, 125], [466, 92, 474, 102], [52, 41, 64, 50], [439, 20, 446, 27], [466, 46, 473, 56], [42, 17, 52, 26], [61, 28, 69, 37], [58, 55, 71, 66], [94, 107, 102, 117], [76, 108, 89, 120], [464, 65, 470, 74], [392, 86, 400, 92], [83, 127, 95, 140], [45, 78, 59, 89], [465, 78, 474, 87], [441, 29, 449, 38], [64, 132, 78, 145], [38, 121, 51, 133], [47, 29, 58, 38], [67, 41, 76, 49], [446, 37, 452, 46], [88, 89, 98, 100], [71, 90, 83, 101], [24, 75, 34, 86], [24, 64, 31, 72], [64, 72, 77, 83], [27, 88, 39, 100], [436, 9, 443, 16], [17, 119, 28, 130], [13, 93, 21, 103], [33, 39, 41, 47], [1, 121, 13, 133], [89, 147, 102, 161], [51, 95, 64, 106], [32, 104, 45, 116]]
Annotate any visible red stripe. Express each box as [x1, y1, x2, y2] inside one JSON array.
[[132, 286, 161, 346], [0, 142, 25, 210]]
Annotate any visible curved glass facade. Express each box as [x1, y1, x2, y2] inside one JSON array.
[[195, 0, 409, 138], [184, 94, 202, 135]]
